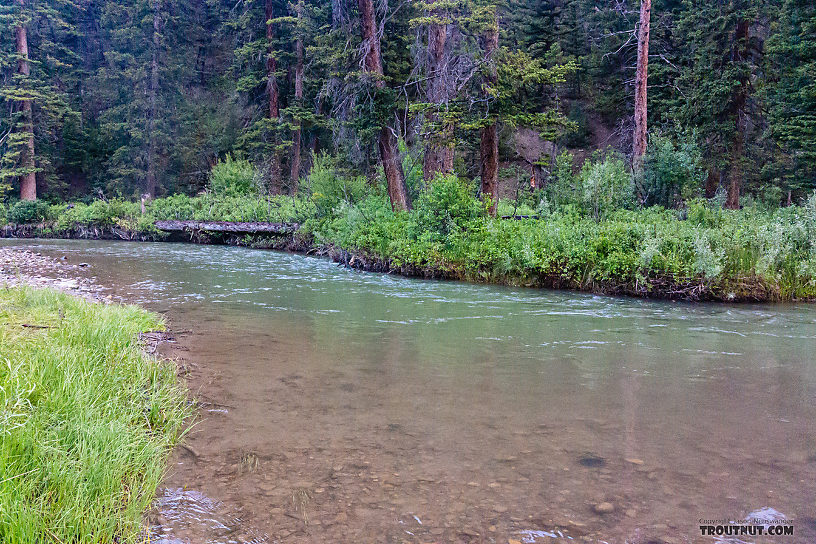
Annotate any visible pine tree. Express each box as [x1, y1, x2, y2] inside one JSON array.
[[763, 0, 816, 199], [0, 0, 79, 199], [358, 0, 410, 210], [675, 0, 760, 208]]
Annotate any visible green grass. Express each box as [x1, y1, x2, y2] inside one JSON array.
[[0, 287, 190, 543]]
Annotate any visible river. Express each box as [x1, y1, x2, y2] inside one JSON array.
[[4, 239, 815, 544]]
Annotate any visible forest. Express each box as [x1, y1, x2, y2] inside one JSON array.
[[1, 0, 816, 300]]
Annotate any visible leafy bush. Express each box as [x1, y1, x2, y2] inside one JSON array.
[[686, 198, 725, 228], [8, 200, 52, 224], [148, 194, 199, 221], [412, 175, 485, 240], [208, 154, 256, 196], [50, 200, 140, 231], [306, 153, 368, 217], [637, 135, 704, 208], [578, 151, 633, 220]]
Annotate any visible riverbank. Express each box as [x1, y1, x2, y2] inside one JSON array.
[[2, 189, 815, 302], [0, 255, 190, 543]]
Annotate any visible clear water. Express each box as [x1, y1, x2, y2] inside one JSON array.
[[5, 239, 815, 544]]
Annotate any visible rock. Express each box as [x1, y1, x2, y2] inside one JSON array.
[[593, 502, 615, 514], [625, 508, 637, 518], [493, 505, 508, 513]]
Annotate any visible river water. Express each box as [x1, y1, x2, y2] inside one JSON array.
[[4, 239, 815, 543]]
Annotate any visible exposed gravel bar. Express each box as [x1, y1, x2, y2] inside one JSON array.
[[0, 247, 104, 302]]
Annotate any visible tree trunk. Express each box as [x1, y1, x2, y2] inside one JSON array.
[[726, 18, 749, 210], [15, 0, 36, 201], [479, 15, 499, 215], [358, 0, 410, 211], [266, 0, 281, 192], [423, 6, 453, 182], [704, 169, 720, 199], [632, 0, 651, 173], [290, 1, 304, 192], [146, 0, 160, 198]]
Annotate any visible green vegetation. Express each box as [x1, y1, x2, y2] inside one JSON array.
[[1, 0, 814, 302], [0, 287, 189, 543], [4, 154, 814, 301], [2, 0, 815, 205], [309, 177, 816, 301]]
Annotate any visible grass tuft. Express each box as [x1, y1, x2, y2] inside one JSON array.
[[0, 287, 189, 544]]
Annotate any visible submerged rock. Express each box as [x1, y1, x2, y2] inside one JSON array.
[[593, 502, 615, 514]]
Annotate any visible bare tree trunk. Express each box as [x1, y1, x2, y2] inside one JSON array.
[[726, 19, 749, 210], [15, 0, 36, 201], [632, 0, 651, 173], [289, 1, 304, 192], [146, 0, 160, 198], [479, 15, 499, 215], [423, 6, 453, 182], [358, 0, 410, 211], [266, 0, 281, 192]]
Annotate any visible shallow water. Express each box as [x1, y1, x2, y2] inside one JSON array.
[[5, 239, 815, 543]]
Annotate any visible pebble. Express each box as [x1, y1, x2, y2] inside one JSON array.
[[625, 458, 644, 465], [593, 502, 616, 514], [493, 505, 508, 513]]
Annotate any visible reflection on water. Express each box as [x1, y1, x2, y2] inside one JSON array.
[[4, 239, 815, 544]]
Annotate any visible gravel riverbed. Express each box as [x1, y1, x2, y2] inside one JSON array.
[[0, 246, 105, 301]]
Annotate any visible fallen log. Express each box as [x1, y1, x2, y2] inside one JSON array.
[[154, 220, 299, 234]]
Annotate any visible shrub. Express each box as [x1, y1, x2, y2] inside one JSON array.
[[52, 199, 139, 230], [8, 200, 52, 224], [686, 198, 725, 228], [411, 174, 486, 240], [542, 150, 580, 211], [579, 151, 633, 220], [306, 153, 368, 217], [208, 154, 256, 196], [637, 134, 704, 208]]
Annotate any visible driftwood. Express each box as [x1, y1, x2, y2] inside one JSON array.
[[154, 220, 299, 234]]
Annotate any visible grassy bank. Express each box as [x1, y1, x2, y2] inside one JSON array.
[[311, 185, 816, 301], [1, 154, 815, 301], [0, 287, 189, 543]]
